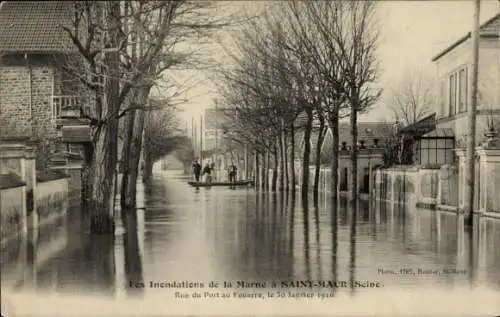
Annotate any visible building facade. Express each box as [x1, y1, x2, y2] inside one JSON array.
[[0, 1, 91, 168], [433, 13, 500, 147]]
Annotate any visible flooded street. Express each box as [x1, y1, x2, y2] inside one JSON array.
[[1, 170, 500, 315]]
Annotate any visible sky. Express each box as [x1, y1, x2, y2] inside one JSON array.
[[160, 0, 500, 130]]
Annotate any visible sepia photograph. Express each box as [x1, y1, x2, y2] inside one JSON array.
[[0, 0, 499, 316]]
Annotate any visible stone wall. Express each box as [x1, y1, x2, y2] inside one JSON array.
[[374, 166, 440, 208], [0, 183, 25, 245], [67, 169, 82, 204], [36, 177, 69, 226], [437, 165, 459, 209], [294, 150, 384, 197], [0, 139, 31, 237], [476, 145, 500, 215]]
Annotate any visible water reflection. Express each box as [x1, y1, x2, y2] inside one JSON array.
[[1, 171, 500, 299], [349, 203, 357, 295], [301, 196, 311, 281], [122, 209, 144, 297], [330, 197, 338, 297]]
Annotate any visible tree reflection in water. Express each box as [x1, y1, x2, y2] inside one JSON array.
[[1, 171, 500, 299], [301, 196, 311, 281], [122, 209, 144, 297], [349, 200, 357, 296]]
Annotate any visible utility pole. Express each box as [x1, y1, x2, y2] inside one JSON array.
[[200, 115, 203, 163], [194, 123, 197, 159], [465, 0, 481, 226], [214, 100, 218, 180]]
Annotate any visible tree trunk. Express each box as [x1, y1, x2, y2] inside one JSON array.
[[302, 109, 313, 199], [290, 123, 296, 197], [283, 131, 289, 192], [350, 101, 358, 211], [120, 88, 148, 210], [272, 146, 278, 191], [143, 151, 153, 183], [265, 149, 270, 190], [89, 1, 121, 234], [278, 137, 285, 191], [90, 114, 119, 234], [120, 94, 137, 207], [254, 150, 259, 188], [259, 150, 267, 190], [313, 118, 326, 202], [329, 113, 340, 211], [81, 143, 94, 206]]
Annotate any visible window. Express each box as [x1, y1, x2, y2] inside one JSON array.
[[417, 137, 455, 165], [446, 66, 468, 117], [458, 68, 467, 112], [340, 167, 348, 191], [362, 168, 370, 193], [449, 73, 457, 116]]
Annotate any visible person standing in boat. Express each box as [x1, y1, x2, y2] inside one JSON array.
[[229, 163, 237, 183], [202, 162, 212, 183], [210, 161, 216, 181], [192, 159, 201, 182]]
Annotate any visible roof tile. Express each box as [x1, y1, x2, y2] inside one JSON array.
[[0, 1, 75, 53]]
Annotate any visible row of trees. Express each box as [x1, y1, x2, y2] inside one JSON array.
[[217, 1, 381, 209], [61, 1, 231, 233]]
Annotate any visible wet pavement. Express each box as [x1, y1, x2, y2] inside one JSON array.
[[1, 170, 500, 315]]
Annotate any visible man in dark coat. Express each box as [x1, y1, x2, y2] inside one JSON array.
[[192, 159, 201, 182], [229, 163, 237, 183]]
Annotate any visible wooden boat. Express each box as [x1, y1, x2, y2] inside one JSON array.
[[188, 180, 253, 187]]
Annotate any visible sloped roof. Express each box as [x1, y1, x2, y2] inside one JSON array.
[[422, 128, 454, 138], [0, 1, 75, 53], [432, 13, 500, 62], [398, 113, 436, 135], [297, 121, 396, 154]]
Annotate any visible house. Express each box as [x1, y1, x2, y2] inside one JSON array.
[[0, 1, 93, 210], [396, 113, 456, 166], [295, 120, 395, 196], [432, 13, 500, 148], [0, 1, 91, 170], [393, 13, 500, 167]]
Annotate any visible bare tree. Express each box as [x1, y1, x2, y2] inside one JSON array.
[[338, 1, 381, 209], [216, 9, 301, 193], [60, 1, 234, 232], [388, 68, 434, 127], [143, 100, 187, 182], [216, 1, 381, 209], [284, 1, 351, 209]]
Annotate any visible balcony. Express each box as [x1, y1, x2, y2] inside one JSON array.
[[53, 95, 82, 119], [52, 95, 92, 143]]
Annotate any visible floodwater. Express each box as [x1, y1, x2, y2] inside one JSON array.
[[1, 170, 500, 316]]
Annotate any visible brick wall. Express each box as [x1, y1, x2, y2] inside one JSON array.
[[0, 67, 32, 136], [32, 67, 57, 137], [0, 65, 57, 138], [0, 54, 64, 139]]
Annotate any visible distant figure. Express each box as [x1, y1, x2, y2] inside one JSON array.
[[203, 163, 212, 183], [229, 163, 237, 183], [210, 161, 216, 181], [192, 160, 201, 182]]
